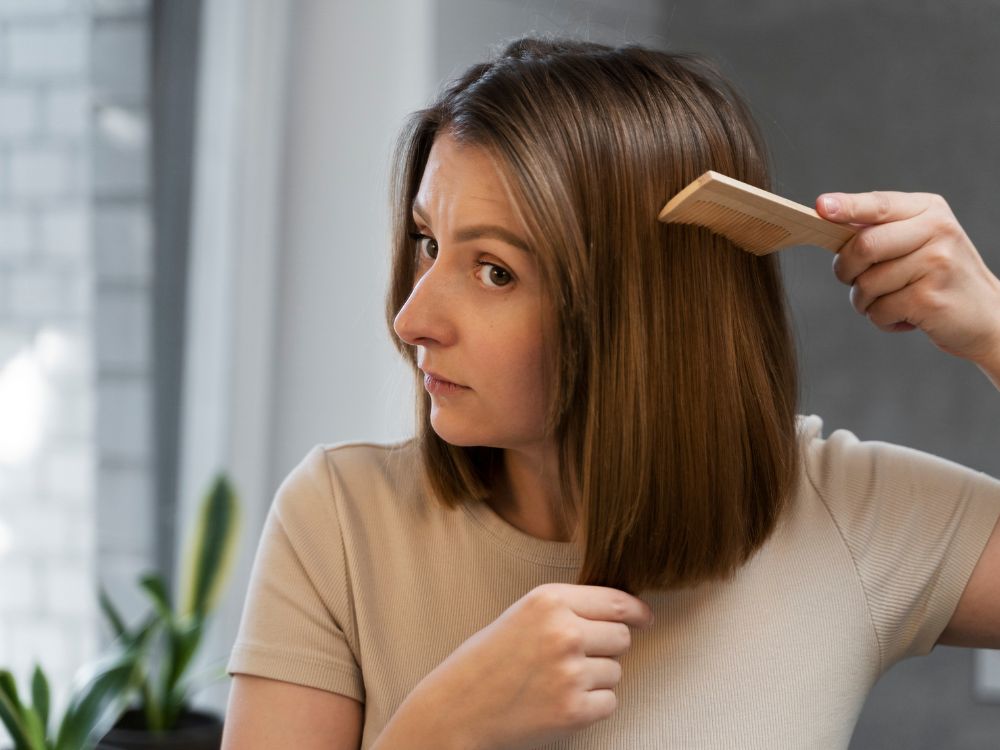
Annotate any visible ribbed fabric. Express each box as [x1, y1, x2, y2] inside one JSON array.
[[226, 414, 1000, 749]]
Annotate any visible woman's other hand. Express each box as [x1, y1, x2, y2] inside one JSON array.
[[393, 583, 655, 750], [816, 190, 1000, 368]]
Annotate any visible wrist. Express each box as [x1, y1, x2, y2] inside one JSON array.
[[976, 354, 1000, 391], [371, 678, 483, 750], [974, 329, 1000, 391]]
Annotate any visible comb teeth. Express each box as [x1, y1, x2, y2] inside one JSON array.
[[670, 200, 791, 256], [657, 170, 856, 254]]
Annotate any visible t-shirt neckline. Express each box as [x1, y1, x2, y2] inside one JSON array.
[[462, 499, 584, 568]]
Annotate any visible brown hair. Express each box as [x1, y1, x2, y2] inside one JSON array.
[[384, 35, 801, 595]]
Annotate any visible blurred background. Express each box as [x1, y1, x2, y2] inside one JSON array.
[[0, 0, 998, 747]]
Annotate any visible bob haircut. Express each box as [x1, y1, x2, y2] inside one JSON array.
[[384, 35, 801, 596]]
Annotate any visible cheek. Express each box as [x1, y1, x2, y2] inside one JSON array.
[[509, 331, 551, 409]]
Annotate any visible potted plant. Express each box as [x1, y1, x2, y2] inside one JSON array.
[[0, 627, 155, 750], [94, 472, 241, 749]]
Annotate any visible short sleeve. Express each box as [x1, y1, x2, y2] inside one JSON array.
[[803, 420, 1000, 671], [226, 444, 364, 702]]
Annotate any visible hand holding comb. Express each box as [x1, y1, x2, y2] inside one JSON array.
[[657, 170, 857, 255]]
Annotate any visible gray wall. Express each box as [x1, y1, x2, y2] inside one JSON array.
[[434, 0, 1000, 747]]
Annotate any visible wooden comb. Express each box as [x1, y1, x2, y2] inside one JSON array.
[[657, 170, 856, 256]]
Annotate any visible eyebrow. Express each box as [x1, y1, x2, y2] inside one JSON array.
[[411, 201, 533, 255]]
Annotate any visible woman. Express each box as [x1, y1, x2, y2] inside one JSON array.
[[223, 36, 1000, 749]]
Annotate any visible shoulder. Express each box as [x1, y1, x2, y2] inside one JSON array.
[[274, 437, 420, 527], [318, 437, 420, 493], [795, 412, 991, 497], [794, 413, 1000, 536]]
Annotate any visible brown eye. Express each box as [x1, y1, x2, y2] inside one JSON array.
[[476, 262, 513, 288], [408, 232, 437, 260]]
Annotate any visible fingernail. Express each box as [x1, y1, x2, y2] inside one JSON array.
[[822, 196, 840, 215]]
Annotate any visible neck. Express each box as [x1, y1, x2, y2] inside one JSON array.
[[489, 444, 578, 543]]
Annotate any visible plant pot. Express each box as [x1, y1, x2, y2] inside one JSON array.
[[95, 708, 224, 750]]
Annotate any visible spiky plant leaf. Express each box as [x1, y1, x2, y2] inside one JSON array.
[[138, 574, 173, 623], [53, 646, 144, 750], [0, 670, 33, 750], [21, 705, 46, 749], [97, 586, 128, 640], [179, 474, 240, 619], [29, 665, 49, 740]]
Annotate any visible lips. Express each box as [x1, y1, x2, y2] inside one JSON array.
[[420, 368, 467, 388]]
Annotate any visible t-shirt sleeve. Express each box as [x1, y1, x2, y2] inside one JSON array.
[[226, 444, 364, 702], [803, 421, 1000, 672]]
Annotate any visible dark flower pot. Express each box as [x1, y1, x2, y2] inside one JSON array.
[[95, 708, 224, 750]]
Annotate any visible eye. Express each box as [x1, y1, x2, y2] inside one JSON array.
[[408, 232, 514, 289], [408, 231, 438, 260], [475, 261, 513, 288]]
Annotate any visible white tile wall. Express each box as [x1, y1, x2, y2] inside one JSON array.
[[43, 86, 89, 137], [0, 450, 35, 495], [40, 205, 89, 260], [7, 22, 87, 78], [43, 555, 96, 614], [8, 268, 72, 317], [95, 288, 150, 370], [0, 559, 39, 610], [45, 382, 92, 442], [0, 0, 74, 17], [41, 444, 95, 500], [91, 21, 146, 102], [92, 110, 148, 195], [0, 209, 31, 256], [0, 87, 36, 137], [96, 378, 150, 460], [9, 145, 78, 198], [94, 203, 150, 282], [96, 464, 152, 555], [0, 2, 152, 745], [91, 0, 149, 17]]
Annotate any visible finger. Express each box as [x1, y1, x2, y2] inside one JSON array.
[[551, 584, 655, 627], [578, 689, 617, 720], [832, 216, 936, 286], [581, 656, 623, 691], [847, 241, 930, 317], [864, 281, 927, 333], [578, 620, 633, 658], [816, 191, 938, 225]]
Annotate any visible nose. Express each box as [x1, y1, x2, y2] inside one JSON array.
[[392, 263, 456, 347]]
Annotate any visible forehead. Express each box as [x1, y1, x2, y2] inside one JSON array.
[[413, 132, 515, 216]]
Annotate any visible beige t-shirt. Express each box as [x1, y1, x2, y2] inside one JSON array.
[[226, 414, 1000, 748]]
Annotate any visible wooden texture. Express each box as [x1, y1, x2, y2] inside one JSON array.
[[657, 170, 857, 255]]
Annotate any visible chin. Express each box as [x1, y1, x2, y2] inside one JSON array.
[[428, 414, 507, 448]]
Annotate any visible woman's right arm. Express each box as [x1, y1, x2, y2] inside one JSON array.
[[222, 673, 469, 750], [221, 674, 363, 750]]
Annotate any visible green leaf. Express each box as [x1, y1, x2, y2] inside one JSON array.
[[140, 667, 162, 733], [0, 670, 24, 713], [54, 647, 144, 750], [0, 670, 34, 750], [132, 612, 162, 647], [21, 705, 46, 749], [97, 585, 128, 640], [30, 664, 50, 739], [165, 616, 203, 699], [179, 474, 241, 619], [139, 574, 174, 623]]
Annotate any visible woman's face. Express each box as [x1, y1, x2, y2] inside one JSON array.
[[393, 130, 553, 449]]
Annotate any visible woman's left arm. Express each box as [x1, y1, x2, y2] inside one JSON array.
[[816, 190, 1000, 392], [817, 189, 1000, 650]]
